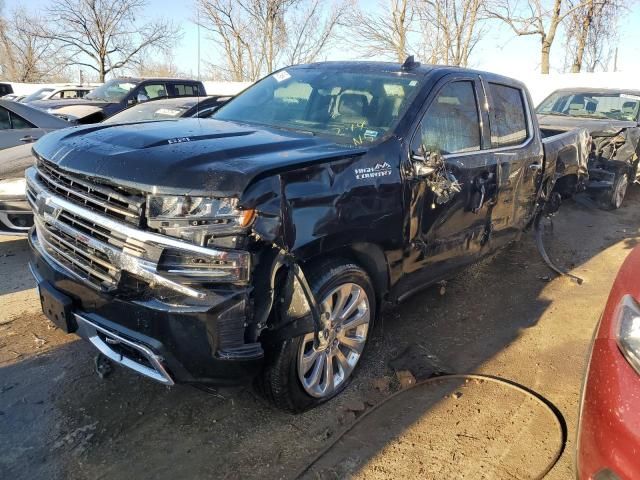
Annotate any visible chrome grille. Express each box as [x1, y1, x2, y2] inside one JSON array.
[[35, 160, 144, 224], [34, 213, 123, 291], [27, 166, 250, 298]]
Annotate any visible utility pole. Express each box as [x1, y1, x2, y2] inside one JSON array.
[[613, 47, 618, 72]]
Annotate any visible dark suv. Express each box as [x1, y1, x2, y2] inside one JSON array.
[[28, 77, 206, 121]]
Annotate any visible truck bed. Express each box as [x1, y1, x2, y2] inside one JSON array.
[[541, 127, 590, 195]]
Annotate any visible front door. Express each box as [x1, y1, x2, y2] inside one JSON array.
[[0, 106, 44, 150], [402, 75, 497, 288]]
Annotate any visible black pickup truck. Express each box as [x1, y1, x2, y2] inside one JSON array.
[[26, 60, 588, 411]]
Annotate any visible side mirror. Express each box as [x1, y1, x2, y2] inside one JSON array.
[[136, 92, 149, 103], [127, 98, 136, 106], [411, 145, 438, 177]]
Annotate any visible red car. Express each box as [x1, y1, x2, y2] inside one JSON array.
[[578, 246, 640, 479]]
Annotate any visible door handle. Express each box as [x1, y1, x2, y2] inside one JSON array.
[[529, 162, 542, 171], [19, 135, 37, 143]]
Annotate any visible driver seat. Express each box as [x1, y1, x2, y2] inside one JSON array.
[[336, 93, 369, 125]]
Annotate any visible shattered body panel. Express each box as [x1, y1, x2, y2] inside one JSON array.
[[26, 62, 587, 387]]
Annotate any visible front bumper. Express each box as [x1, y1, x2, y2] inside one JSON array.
[[29, 226, 264, 387], [0, 197, 32, 236], [577, 337, 640, 479]]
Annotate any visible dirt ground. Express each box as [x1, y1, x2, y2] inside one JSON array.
[[1, 188, 639, 480]]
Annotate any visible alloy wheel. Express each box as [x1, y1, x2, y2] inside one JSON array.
[[297, 282, 371, 399]]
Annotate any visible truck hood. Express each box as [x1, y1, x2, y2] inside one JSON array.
[[537, 114, 638, 136], [32, 118, 366, 197], [29, 98, 113, 111]]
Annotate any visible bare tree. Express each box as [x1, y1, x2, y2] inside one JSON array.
[[0, 8, 70, 82], [344, 0, 416, 62], [564, 0, 622, 72], [486, 0, 591, 73], [37, 0, 180, 82], [135, 54, 184, 77], [417, 0, 486, 66], [196, 0, 264, 81], [197, 0, 346, 81], [284, 0, 349, 65]]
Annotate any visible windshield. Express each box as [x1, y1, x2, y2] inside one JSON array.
[[86, 79, 137, 102], [23, 88, 54, 102], [214, 67, 423, 145], [537, 91, 640, 121], [103, 102, 190, 124]]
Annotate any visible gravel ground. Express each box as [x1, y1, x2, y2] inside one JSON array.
[[1, 188, 639, 480]]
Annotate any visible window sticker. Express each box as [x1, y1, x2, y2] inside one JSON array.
[[273, 70, 291, 82], [364, 129, 378, 139], [156, 108, 182, 117]]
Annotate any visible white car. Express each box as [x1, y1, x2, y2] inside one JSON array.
[[21, 86, 93, 103]]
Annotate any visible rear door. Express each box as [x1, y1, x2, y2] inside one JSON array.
[[483, 79, 543, 246], [403, 74, 497, 282], [0, 106, 44, 150]]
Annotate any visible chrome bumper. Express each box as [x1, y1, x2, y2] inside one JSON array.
[[75, 313, 175, 385]]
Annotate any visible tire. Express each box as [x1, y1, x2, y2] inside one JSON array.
[[256, 259, 376, 413], [609, 172, 629, 209]]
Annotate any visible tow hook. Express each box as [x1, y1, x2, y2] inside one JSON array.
[[94, 353, 114, 379]]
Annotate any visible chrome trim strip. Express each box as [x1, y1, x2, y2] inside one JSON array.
[[0, 211, 31, 232], [75, 314, 175, 386]]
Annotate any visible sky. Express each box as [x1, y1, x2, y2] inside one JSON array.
[[8, 0, 640, 79]]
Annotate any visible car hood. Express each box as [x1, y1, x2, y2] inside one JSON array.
[[32, 118, 366, 197], [28, 98, 113, 111], [537, 114, 638, 136]]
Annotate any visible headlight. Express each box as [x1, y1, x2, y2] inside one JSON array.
[[616, 294, 640, 374], [0, 178, 26, 197], [157, 248, 249, 283], [147, 195, 255, 245]]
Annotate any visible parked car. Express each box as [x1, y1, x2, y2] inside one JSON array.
[[4, 94, 26, 102], [0, 143, 34, 235], [577, 246, 640, 479], [102, 95, 232, 124], [29, 77, 207, 122], [0, 83, 14, 97], [21, 85, 92, 104], [537, 88, 640, 209], [0, 99, 69, 150], [25, 60, 588, 411]]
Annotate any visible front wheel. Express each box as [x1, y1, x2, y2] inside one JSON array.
[[257, 260, 375, 413], [609, 172, 629, 209]]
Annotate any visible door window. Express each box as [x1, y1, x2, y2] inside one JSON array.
[[174, 84, 198, 96], [10, 112, 34, 129], [0, 107, 11, 129], [419, 81, 481, 155], [60, 90, 81, 99], [139, 84, 168, 101], [488, 83, 528, 148]]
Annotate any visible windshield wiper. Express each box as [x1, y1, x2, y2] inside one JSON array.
[[540, 111, 569, 117]]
